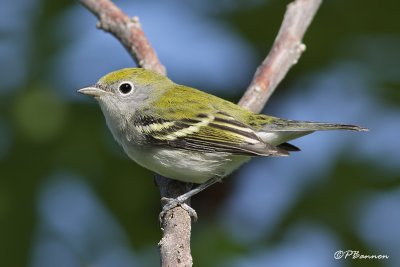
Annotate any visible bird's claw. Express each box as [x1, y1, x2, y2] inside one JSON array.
[[159, 197, 198, 223]]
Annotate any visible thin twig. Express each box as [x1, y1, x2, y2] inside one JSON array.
[[79, 0, 322, 266], [80, 0, 166, 75], [239, 0, 322, 113]]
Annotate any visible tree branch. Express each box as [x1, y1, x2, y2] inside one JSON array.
[[155, 176, 193, 266], [79, 0, 322, 266], [239, 0, 322, 113], [80, 0, 166, 75]]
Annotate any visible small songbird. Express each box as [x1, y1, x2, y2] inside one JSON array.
[[78, 68, 367, 218]]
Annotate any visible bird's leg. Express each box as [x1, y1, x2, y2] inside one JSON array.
[[159, 176, 221, 222]]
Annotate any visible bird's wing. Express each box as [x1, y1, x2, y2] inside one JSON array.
[[131, 112, 289, 156]]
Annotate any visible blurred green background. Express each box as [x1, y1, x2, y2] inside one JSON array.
[[1, 0, 399, 267]]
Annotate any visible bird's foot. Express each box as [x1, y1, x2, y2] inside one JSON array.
[[159, 197, 198, 223]]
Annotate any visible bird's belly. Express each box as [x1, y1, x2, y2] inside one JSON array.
[[124, 144, 249, 184]]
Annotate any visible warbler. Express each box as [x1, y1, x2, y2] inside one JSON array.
[[78, 68, 367, 217]]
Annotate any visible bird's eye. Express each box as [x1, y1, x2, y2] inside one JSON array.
[[118, 82, 133, 95]]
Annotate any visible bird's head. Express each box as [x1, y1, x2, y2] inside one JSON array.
[[78, 68, 172, 117]]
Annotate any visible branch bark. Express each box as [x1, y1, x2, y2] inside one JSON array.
[[79, 0, 322, 266], [80, 0, 166, 75], [155, 176, 193, 266], [239, 0, 322, 113]]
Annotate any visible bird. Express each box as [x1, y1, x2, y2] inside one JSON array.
[[78, 68, 367, 219]]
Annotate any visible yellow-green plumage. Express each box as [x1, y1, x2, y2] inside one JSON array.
[[147, 83, 273, 129], [79, 68, 367, 184]]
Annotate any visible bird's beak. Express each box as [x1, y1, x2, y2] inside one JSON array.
[[78, 86, 107, 97]]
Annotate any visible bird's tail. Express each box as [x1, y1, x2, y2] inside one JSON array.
[[262, 118, 368, 132], [256, 118, 368, 148]]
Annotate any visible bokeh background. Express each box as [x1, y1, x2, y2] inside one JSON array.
[[1, 0, 399, 266]]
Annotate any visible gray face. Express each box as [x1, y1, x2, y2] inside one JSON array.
[[79, 79, 155, 119], [99, 80, 154, 115], [78, 68, 173, 118], [78, 78, 158, 146]]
